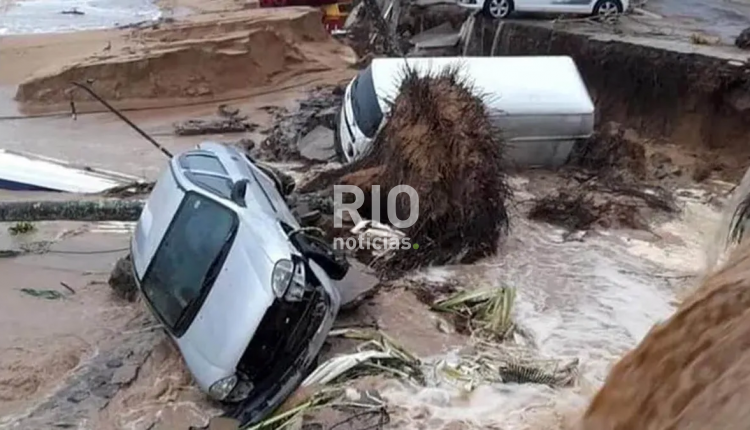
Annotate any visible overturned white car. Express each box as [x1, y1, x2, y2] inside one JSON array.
[[130, 142, 348, 424]]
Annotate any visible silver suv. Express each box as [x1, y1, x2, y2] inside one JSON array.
[[129, 142, 347, 424]]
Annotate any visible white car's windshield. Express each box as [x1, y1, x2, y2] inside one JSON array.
[[140, 191, 237, 335], [350, 65, 383, 138]]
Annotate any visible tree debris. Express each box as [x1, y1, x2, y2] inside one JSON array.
[[300, 66, 512, 275], [528, 191, 600, 231], [60, 282, 77, 295], [530, 121, 681, 232], [174, 117, 258, 136], [430, 286, 516, 340], [569, 121, 647, 183], [100, 182, 154, 198], [61, 8, 85, 15], [435, 339, 579, 389], [174, 105, 257, 136], [20, 288, 66, 300], [8, 221, 36, 235]]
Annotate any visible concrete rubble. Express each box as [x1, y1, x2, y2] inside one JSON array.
[[297, 125, 337, 161]]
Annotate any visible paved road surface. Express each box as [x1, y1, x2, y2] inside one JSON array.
[[647, 0, 750, 43]]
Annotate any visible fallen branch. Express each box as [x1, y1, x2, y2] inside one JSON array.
[[0, 200, 144, 222], [431, 286, 516, 340]]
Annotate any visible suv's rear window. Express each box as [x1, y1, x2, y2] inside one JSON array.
[[185, 171, 234, 200], [140, 192, 237, 335], [179, 153, 227, 174], [178, 152, 234, 200]]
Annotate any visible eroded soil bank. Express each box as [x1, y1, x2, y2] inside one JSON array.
[[466, 18, 750, 183], [8, 7, 356, 113]]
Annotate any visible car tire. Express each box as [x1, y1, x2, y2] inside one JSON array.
[[592, 0, 623, 17], [482, 0, 513, 19]]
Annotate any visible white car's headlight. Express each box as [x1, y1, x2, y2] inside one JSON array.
[[271, 259, 307, 301], [271, 259, 294, 297], [208, 375, 237, 401]]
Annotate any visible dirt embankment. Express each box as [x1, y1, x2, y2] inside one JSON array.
[[469, 19, 750, 183], [14, 7, 355, 110]]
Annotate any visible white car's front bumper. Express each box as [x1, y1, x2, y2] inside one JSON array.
[[455, 0, 483, 10]]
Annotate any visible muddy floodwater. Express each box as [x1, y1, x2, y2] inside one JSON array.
[[0, 175, 725, 430], [0, 220, 132, 418], [366, 178, 720, 430], [0, 0, 161, 35]]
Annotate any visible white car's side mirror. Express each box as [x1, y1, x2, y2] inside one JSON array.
[[230, 179, 250, 207]]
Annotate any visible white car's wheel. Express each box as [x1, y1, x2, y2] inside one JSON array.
[[482, 0, 513, 19], [592, 0, 623, 18]]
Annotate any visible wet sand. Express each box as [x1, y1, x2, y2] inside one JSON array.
[[0, 221, 134, 418]]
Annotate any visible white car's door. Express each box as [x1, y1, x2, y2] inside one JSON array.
[[512, 0, 547, 12], [532, 0, 594, 13]]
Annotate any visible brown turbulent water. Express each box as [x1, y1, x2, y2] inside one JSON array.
[[361, 177, 722, 430], [579, 172, 750, 430]]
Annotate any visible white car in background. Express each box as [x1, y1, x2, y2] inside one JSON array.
[[456, 0, 628, 20]]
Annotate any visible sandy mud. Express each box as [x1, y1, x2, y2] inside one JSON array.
[[12, 7, 355, 111]]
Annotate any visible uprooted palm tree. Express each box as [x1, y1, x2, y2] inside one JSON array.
[[302, 64, 512, 275]]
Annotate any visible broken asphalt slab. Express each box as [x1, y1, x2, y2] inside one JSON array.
[[410, 22, 462, 49], [298, 125, 337, 161]]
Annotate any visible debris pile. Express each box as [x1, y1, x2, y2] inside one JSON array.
[[100, 181, 155, 198], [569, 121, 648, 183], [528, 122, 680, 232], [244, 324, 577, 430], [343, 0, 406, 59], [258, 86, 343, 162], [173, 105, 258, 136], [302, 66, 512, 274], [0, 200, 144, 222]]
